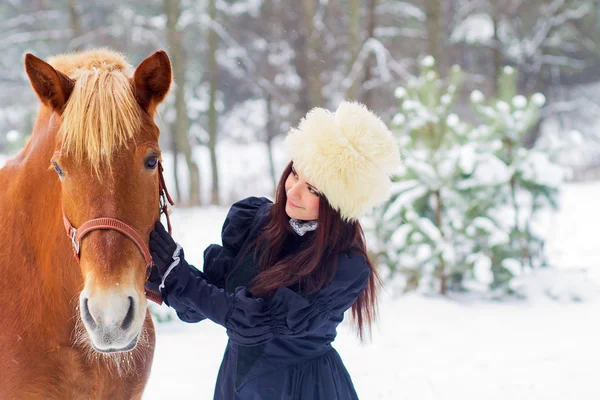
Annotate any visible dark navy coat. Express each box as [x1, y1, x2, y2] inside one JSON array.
[[158, 197, 369, 399]]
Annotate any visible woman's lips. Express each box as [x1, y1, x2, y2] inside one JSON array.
[[287, 199, 301, 208]]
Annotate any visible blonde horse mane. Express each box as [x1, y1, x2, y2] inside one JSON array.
[[50, 49, 141, 172]]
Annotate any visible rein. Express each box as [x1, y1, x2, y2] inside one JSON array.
[[62, 161, 174, 305]]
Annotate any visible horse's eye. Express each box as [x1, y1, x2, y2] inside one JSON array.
[[145, 157, 159, 170], [53, 162, 65, 177]]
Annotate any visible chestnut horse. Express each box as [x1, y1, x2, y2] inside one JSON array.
[[0, 49, 172, 398]]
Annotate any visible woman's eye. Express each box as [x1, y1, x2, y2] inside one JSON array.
[[309, 188, 320, 196], [146, 157, 159, 170]]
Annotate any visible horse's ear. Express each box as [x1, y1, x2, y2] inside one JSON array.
[[133, 50, 172, 113], [25, 53, 74, 113]]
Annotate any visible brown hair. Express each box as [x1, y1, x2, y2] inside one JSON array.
[[249, 161, 381, 340]]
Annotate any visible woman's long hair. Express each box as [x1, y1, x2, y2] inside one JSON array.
[[249, 161, 381, 340]]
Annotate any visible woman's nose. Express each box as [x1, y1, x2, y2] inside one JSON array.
[[287, 182, 302, 198]]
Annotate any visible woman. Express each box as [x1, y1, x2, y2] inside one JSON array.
[[147, 101, 400, 399]]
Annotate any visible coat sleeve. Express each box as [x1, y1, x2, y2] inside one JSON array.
[[160, 252, 370, 346], [202, 196, 271, 288]]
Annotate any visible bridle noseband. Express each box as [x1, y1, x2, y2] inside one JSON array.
[[62, 161, 174, 305]]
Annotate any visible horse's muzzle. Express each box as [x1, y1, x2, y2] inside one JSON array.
[[79, 288, 145, 353]]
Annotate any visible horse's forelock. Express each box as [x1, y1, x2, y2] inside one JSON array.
[[55, 51, 142, 175]]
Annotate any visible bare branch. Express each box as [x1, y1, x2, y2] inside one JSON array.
[[374, 26, 426, 39], [540, 99, 589, 118], [527, 0, 590, 58], [540, 54, 587, 69], [453, 0, 486, 26], [185, 12, 288, 102], [376, 2, 426, 21], [341, 38, 412, 93]]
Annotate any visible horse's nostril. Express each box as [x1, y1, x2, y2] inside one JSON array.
[[82, 298, 97, 330], [121, 296, 135, 331]]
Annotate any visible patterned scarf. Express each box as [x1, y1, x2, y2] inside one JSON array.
[[289, 218, 318, 236]]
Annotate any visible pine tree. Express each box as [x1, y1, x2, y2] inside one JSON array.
[[469, 66, 564, 290], [375, 58, 565, 296]]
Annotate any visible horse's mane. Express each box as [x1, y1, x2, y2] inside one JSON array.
[[50, 49, 141, 172]]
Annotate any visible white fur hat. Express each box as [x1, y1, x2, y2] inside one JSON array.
[[284, 101, 400, 221]]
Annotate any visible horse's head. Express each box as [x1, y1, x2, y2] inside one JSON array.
[[25, 50, 172, 353]]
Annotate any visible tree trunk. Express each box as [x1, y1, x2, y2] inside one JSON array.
[[170, 122, 181, 203], [345, 0, 361, 100], [262, 0, 280, 194], [207, 0, 220, 205], [491, 4, 503, 96], [67, 0, 83, 52], [265, 93, 277, 193], [289, 2, 311, 116], [434, 190, 447, 295], [425, 0, 442, 69], [165, 0, 201, 206], [360, 0, 376, 108], [302, 0, 323, 108]]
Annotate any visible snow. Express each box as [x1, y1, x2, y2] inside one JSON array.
[[394, 87, 407, 99], [140, 181, 600, 400], [531, 93, 546, 107], [496, 100, 511, 114], [0, 154, 10, 166], [1, 153, 599, 399], [217, 0, 262, 17], [473, 254, 493, 284], [470, 90, 484, 103], [404, 157, 440, 189], [458, 145, 476, 174], [421, 55, 435, 68], [159, 139, 288, 205], [415, 217, 442, 243], [376, 2, 426, 22], [383, 183, 427, 222], [6, 129, 20, 143], [456, 154, 511, 189], [512, 95, 527, 109], [402, 99, 417, 111], [450, 13, 494, 44], [502, 258, 522, 277], [392, 113, 406, 126], [446, 113, 459, 128], [519, 151, 565, 187], [473, 216, 510, 247]]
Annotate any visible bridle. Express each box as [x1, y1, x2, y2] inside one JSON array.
[[62, 161, 174, 305]]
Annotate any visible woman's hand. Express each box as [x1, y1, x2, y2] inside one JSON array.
[[149, 221, 182, 278]]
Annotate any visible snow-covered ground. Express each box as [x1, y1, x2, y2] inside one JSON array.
[[144, 182, 600, 400], [1, 152, 597, 399]]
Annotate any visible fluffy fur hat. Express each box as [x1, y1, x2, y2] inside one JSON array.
[[284, 101, 400, 221]]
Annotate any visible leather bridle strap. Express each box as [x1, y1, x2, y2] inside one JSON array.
[[63, 216, 152, 266], [62, 215, 163, 305], [62, 161, 175, 305], [158, 161, 175, 235]]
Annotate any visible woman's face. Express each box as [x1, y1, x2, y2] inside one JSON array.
[[284, 164, 321, 221]]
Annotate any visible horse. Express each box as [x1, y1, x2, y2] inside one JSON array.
[[0, 49, 173, 399]]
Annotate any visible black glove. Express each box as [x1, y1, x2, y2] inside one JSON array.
[[145, 264, 162, 294], [149, 221, 186, 279]]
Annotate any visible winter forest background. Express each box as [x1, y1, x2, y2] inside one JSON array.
[[1, 0, 600, 398]]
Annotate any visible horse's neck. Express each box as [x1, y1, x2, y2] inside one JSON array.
[[1, 108, 81, 325]]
